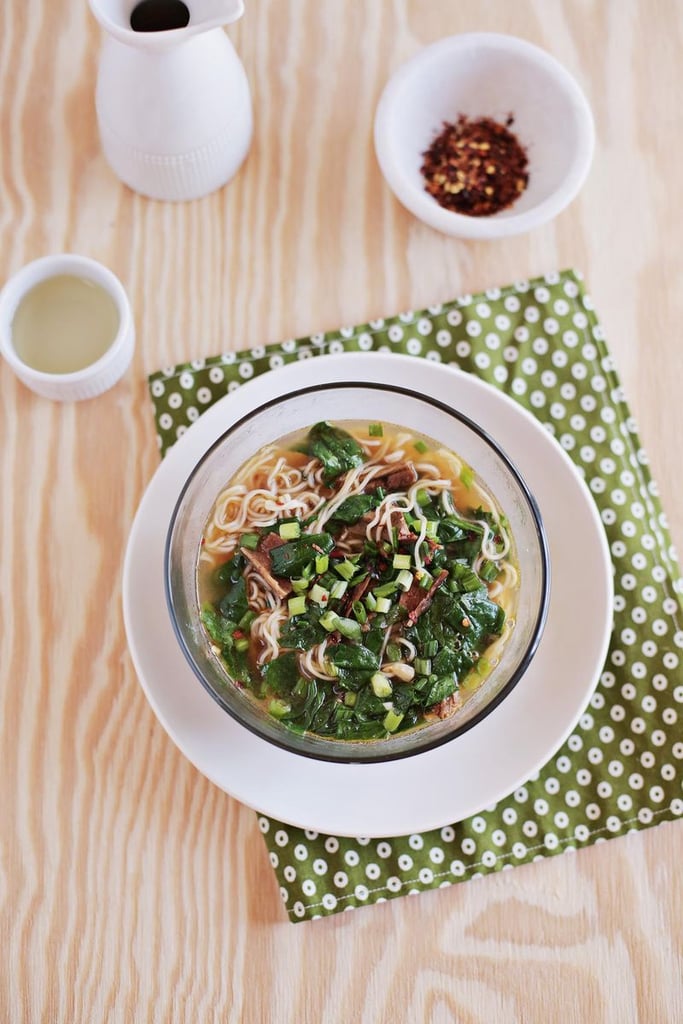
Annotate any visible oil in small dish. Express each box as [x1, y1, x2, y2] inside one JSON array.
[[11, 274, 120, 375]]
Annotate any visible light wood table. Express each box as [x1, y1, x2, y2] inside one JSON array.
[[2, 1, 683, 1020]]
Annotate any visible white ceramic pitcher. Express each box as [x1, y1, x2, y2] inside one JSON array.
[[88, 0, 253, 201]]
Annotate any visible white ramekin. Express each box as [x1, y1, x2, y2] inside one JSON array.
[[374, 32, 595, 240], [0, 253, 135, 401]]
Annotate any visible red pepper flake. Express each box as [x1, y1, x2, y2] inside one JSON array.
[[233, 629, 244, 639], [421, 114, 529, 217]]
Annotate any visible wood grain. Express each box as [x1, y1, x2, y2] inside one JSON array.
[[2, 1, 683, 1021]]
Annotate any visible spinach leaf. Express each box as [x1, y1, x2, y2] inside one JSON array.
[[327, 643, 379, 674], [218, 577, 249, 622], [269, 533, 334, 578], [363, 626, 386, 657], [201, 605, 236, 647], [280, 613, 327, 651], [215, 551, 246, 586], [461, 590, 506, 638], [329, 493, 379, 525], [201, 608, 253, 689], [262, 652, 301, 696], [432, 643, 461, 675], [333, 668, 370, 693], [283, 677, 328, 731], [222, 647, 255, 691], [353, 687, 389, 721], [423, 674, 457, 706], [307, 421, 366, 484], [336, 717, 387, 740]]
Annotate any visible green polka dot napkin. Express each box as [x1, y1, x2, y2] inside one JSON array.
[[149, 269, 683, 922]]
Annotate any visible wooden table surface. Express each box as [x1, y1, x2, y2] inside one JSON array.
[[2, 1, 683, 1020]]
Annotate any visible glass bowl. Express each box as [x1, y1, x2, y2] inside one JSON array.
[[165, 381, 550, 763]]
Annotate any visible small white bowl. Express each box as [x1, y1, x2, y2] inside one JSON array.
[[0, 254, 135, 401], [374, 32, 595, 240]]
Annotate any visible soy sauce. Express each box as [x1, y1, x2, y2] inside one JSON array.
[[130, 0, 190, 32]]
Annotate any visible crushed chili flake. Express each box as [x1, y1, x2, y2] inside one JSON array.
[[421, 114, 529, 217]]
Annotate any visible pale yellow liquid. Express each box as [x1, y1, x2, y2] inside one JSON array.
[[12, 275, 119, 374]]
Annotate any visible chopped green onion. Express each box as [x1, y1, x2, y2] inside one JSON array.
[[352, 600, 367, 624], [396, 569, 413, 591], [460, 464, 474, 489], [291, 576, 310, 593], [364, 592, 377, 612], [371, 672, 392, 698], [334, 559, 356, 581], [383, 708, 404, 732], [422, 640, 438, 658], [413, 439, 428, 454], [344, 691, 357, 707], [368, 423, 384, 438], [315, 553, 329, 574], [234, 637, 250, 653], [278, 520, 301, 540], [320, 610, 341, 632], [335, 616, 362, 641], [239, 532, 260, 550], [287, 594, 307, 616], [375, 596, 392, 614], [375, 486, 386, 501], [392, 553, 412, 570], [415, 658, 432, 676], [450, 563, 481, 592], [416, 488, 431, 507], [268, 699, 291, 719], [330, 580, 348, 600], [417, 569, 433, 590], [479, 559, 500, 582], [373, 580, 398, 598], [309, 583, 330, 606], [425, 520, 439, 540]]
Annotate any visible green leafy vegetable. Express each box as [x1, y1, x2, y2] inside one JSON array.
[[218, 577, 249, 622], [327, 644, 380, 674], [262, 652, 301, 696], [307, 421, 366, 483], [423, 674, 457, 706], [200, 605, 236, 647], [280, 613, 327, 651], [269, 533, 334, 579], [329, 493, 379, 525]]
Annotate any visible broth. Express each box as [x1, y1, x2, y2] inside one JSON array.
[[11, 275, 119, 375]]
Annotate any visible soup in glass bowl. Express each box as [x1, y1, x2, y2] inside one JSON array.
[[165, 383, 550, 763]]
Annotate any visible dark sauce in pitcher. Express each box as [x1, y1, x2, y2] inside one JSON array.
[[130, 0, 190, 31]]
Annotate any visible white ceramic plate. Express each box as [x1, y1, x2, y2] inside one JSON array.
[[123, 353, 613, 837]]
